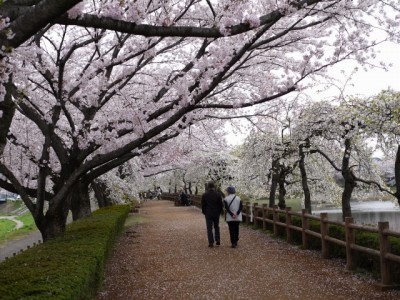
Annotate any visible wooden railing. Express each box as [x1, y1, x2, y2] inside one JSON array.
[[162, 193, 202, 207], [244, 202, 400, 290], [162, 194, 400, 289]]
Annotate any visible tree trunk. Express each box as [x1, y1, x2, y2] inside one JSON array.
[[278, 178, 286, 209], [70, 180, 91, 221], [269, 179, 277, 208], [269, 159, 280, 208], [92, 179, 113, 208], [0, 76, 16, 156], [37, 197, 71, 242], [188, 181, 193, 194], [342, 177, 355, 220], [299, 144, 312, 213], [341, 139, 355, 220], [395, 144, 400, 205]]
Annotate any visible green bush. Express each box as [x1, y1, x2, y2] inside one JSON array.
[[0, 205, 130, 300]]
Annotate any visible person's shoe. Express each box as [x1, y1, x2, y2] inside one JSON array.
[[208, 244, 214, 248], [231, 244, 236, 248], [216, 241, 220, 246]]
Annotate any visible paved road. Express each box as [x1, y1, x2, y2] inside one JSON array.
[[0, 231, 42, 261]]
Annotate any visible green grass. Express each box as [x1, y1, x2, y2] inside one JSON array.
[[0, 213, 38, 246], [249, 197, 303, 212], [0, 219, 16, 239], [17, 214, 36, 229]]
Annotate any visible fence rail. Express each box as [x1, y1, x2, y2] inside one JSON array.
[[162, 193, 400, 289]]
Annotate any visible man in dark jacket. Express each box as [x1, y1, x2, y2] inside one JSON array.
[[201, 181, 223, 247], [180, 189, 189, 206]]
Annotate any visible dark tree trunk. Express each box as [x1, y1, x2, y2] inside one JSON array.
[[269, 160, 279, 208], [278, 178, 286, 209], [0, 76, 16, 156], [299, 144, 311, 213], [188, 182, 193, 194], [92, 179, 113, 208], [70, 180, 91, 221], [395, 144, 400, 205], [269, 179, 278, 208], [36, 196, 71, 242], [269, 159, 279, 208], [341, 139, 355, 220]]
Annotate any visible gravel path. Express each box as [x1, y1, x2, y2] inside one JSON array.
[[96, 200, 400, 300]]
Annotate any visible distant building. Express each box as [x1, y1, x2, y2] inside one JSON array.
[[0, 188, 19, 202]]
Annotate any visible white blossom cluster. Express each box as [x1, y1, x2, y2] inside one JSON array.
[[0, 0, 399, 224]]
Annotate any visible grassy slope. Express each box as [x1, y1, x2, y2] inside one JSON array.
[[0, 202, 37, 245]]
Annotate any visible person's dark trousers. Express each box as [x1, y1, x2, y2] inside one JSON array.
[[228, 221, 240, 245], [205, 215, 220, 245]]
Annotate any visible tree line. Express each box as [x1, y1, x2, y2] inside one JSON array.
[[0, 1, 398, 241]]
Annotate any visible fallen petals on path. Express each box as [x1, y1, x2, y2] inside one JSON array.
[[96, 200, 400, 300]]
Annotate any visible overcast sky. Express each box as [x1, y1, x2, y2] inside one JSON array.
[[226, 40, 400, 146], [316, 40, 400, 100]]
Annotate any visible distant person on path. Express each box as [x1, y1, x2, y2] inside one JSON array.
[[156, 187, 162, 200], [180, 189, 189, 206], [224, 186, 242, 248], [201, 182, 223, 248]]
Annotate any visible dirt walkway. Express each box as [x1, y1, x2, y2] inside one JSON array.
[[96, 200, 400, 300]]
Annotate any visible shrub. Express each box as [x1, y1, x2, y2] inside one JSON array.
[[0, 205, 130, 300]]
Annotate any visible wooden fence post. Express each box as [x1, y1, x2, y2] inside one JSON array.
[[246, 202, 250, 225], [253, 203, 258, 227], [262, 204, 267, 231], [301, 209, 309, 249], [378, 221, 391, 288], [320, 213, 329, 259], [273, 205, 279, 236], [286, 207, 292, 243], [345, 217, 355, 270]]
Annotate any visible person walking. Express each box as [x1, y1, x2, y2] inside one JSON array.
[[224, 186, 242, 248], [201, 182, 223, 248], [180, 189, 189, 206], [156, 187, 162, 200]]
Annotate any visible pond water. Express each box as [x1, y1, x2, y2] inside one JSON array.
[[312, 200, 400, 232]]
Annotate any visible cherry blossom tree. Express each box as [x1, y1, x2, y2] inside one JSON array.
[[1, 0, 399, 158], [138, 120, 232, 195], [234, 100, 296, 207], [0, 0, 85, 155], [236, 97, 390, 216], [348, 90, 400, 204], [0, 0, 399, 241], [294, 100, 390, 219]]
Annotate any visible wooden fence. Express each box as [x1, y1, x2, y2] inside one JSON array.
[[162, 193, 400, 289]]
